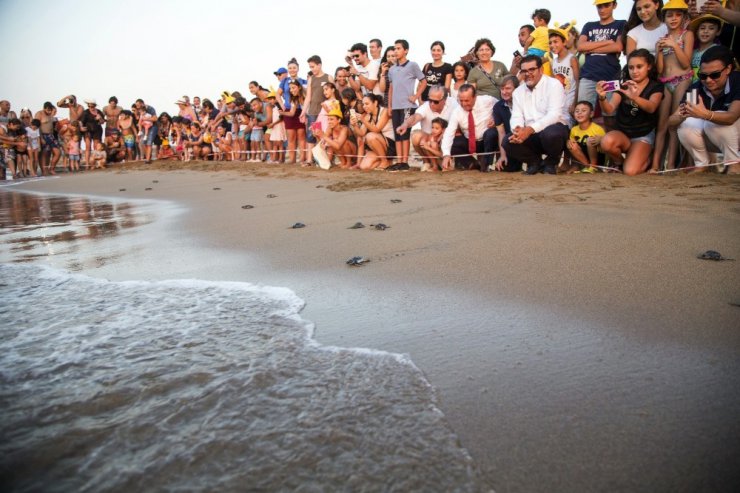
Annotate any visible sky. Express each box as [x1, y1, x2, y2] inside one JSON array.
[[0, 0, 633, 119]]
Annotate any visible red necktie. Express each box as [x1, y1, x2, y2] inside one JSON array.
[[468, 110, 476, 155]]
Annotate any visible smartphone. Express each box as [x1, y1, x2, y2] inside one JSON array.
[[513, 50, 521, 58], [695, 0, 708, 12], [602, 80, 621, 92], [686, 88, 698, 105], [349, 108, 357, 119]]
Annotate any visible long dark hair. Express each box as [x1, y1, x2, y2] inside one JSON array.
[[623, 48, 658, 81], [623, 0, 664, 52]]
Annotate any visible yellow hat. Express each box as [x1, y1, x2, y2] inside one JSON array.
[[327, 101, 343, 120], [663, 0, 688, 10], [224, 96, 236, 104], [266, 85, 277, 99], [549, 20, 577, 40], [593, 0, 614, 5], [689, 13, 724, 32]]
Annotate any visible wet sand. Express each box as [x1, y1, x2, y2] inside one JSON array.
[[9, 163, 740, 492]]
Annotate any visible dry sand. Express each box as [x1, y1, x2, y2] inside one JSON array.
[[11, 162, 740, 492]]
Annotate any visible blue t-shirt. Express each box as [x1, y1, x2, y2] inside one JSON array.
[[279, 77, 307, 110], [580, 19, 627, 82], [388, 60, 425, 110]]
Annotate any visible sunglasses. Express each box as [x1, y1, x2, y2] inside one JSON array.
[[428, 98, 444, 104], [698, 67, 727, 81], [352, 54, 361, 59]]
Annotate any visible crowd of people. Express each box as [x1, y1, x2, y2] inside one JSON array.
[[1, 0, 738, 180]]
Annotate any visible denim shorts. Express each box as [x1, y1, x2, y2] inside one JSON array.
[[142, 125, 158, 146], [630, 130, 655, 146], [305, 114, 318, 144]]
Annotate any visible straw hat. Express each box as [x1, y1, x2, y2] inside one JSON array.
[[83, 98, 96, 105], [689, 13, 724, 32], [549, 20, 577, 40], [175, 99, 188, 105]]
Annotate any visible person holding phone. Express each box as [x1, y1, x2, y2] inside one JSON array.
[[595, 49, 664, 175], [672, 45, 739, 173]]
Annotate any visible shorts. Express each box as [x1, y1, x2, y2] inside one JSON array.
[[124, 134, 136, 149], [105, 126, 119, 137], [251, 128, 264, 141], [526, 47, 546, 58], [365, 136, 396, 159], [392, 108, 415, 141], [41, 133, 59, 151], [142, 125, 158, 146], [629, 130, 656, 146], [85, 128, 103, 141], [305, 114, 318, 144], [69, 154, 80, 161], [30, 140, 40, 151]]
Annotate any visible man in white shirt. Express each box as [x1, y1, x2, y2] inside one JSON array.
[[441, 84, 498, 171], [348, 43, 382, 96], [503, 55, 570, 174], [396, 85, 459, 166], [369, 38, 383, 61]]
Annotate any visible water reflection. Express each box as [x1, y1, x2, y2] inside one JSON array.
[[0, 190, 151, 266]]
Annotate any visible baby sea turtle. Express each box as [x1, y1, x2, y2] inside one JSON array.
[[241, 205, 254, 209], [118, 188, 126, 192], [348, 222, 365, 229], [291, 222, 306, 229], [152, 180, 159, 183], [213, 187, 221, 191], [346, 256, 370, 266], [145, 187, 152, 191], [697, 250, 734, 261], [390, 199, 402, 203], [370, 223, 390, 231], [266, 194, 277, 198]]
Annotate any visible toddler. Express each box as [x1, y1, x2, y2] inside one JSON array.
[[525, 8, 551, 58], [419, 117, 447, 172]]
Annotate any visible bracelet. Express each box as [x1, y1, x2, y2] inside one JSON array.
[[598, 95, 606, 101], [708, 111, 714, 122]]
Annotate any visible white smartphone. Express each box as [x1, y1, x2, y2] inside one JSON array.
[[603, 80, 621, 92]]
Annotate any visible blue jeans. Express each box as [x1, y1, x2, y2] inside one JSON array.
[[305, 114, 318, 144]]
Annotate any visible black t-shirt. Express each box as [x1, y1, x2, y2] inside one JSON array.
[[492, 99, 512, 135], [81, 109, 104, 134], [616, 80, 664, 138], [421, 62, 453, 100]]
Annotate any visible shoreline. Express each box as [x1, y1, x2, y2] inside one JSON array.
[[6, 164, 740, 491]]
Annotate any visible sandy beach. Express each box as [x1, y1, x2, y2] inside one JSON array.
[[7, 163, 740, 492]]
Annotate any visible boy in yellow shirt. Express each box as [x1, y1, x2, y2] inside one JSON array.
[[565, 101, 605, 173]]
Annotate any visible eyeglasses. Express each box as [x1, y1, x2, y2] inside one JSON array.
[[698, 67, 727, 81], [520, 67, 539, 75]]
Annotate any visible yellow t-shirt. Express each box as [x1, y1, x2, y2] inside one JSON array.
[[570, 122, 606, 165], [531, 26, 550, 53]]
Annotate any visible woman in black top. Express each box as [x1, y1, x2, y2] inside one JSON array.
[[596, 49, 664, 176], [80, 100, 105, 167], [420, 41, 453, 101]]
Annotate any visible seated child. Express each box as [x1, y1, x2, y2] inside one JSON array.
[[91, 142, 107, 169], [419, 117, 447, 172], [565, 101, 605, 173]]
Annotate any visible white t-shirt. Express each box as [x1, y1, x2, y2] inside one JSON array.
[[355, 59, 382, 96], [25, 126, 40, 148], [627, 23, 668, 56], [414, 97, 459, 134]]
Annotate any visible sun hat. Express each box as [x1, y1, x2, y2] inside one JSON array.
[[662, 0, 688, 10], [327, 101, 343, 120], [593, 0, 614, 5], [549, 20, 577, 40], [83, 98, 96, 105], [175, 99, 188, 105], [689, 13, 724, 32]]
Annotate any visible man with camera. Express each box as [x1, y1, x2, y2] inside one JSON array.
[[671, 45, 739, 173]]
